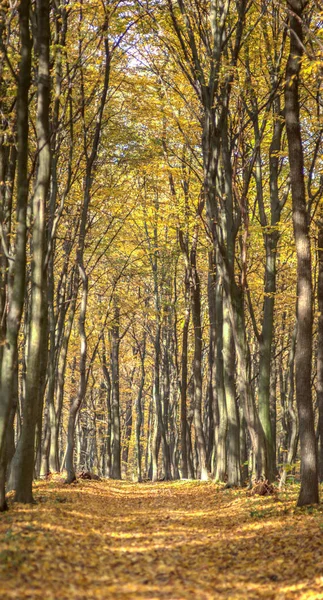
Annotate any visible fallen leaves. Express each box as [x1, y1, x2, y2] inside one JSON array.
[[0, 480, 322, 599]]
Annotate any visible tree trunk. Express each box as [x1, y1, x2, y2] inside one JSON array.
[[317, 215, 323, 481], [280, 325, 298, 486], [223, 296, 241, 486], [190, 224, 208, 481], [65, 357, 77, 482], [110, 299, 121, 479], [285, 0, 319, 506], [180, 300, 190, 479], [0, 0, 31, 511], [135, 334, 146, 482], [207, 253, 217, 475], [102, 343, 112, 477], [214, 278, 227, 482], [54, 290, 76, 472]]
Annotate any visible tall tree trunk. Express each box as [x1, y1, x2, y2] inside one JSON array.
[[190, 223, 208, 481], [317, 215, 323, 481], [161, 319, 172, 480], [34, 300, 49, 478], [180, 299, 190, 479], [207, 252, 217, 475], [0, 0, 31, 510], [221, 107, 240, 486], [0, 0, 31, 511], [280, 325, 298, 486], [110, 299, 121, 479], [14, 0, 50, 504], [122, 397, 132, 476], [285, 0, 319, 506], [102, 342, 112, 478], [214, 277, 227, 481], [54, 288, 76, 472], [223, 295, 241, 486], [65, 357, 77, 482], [135, 332, 146, 482], [0, 139, 17, 500]]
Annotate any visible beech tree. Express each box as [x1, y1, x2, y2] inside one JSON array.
[[0, 0, 322, 510], [0, 0, 31, 511], [285, 0, 319, 506]]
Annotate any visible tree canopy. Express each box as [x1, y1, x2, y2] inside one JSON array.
[[0, 0, 322, 514]]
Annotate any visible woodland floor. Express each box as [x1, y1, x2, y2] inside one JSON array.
[[0, 479, 323, 599]]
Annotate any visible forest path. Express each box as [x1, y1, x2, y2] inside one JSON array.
[[0, 479, 323, 600]]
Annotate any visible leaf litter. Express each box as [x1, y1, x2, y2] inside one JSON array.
[[0, 479, 323, 599]]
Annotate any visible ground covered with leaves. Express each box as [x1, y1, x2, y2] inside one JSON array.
[[1, 479, 323, 599]]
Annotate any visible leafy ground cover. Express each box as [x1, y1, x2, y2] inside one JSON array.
[[0, 479, 323, 599]]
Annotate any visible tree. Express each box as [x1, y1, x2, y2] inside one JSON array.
[[0, 0, 31, 511], [13, 0, 51, 504], [285, 0, 319, 506]]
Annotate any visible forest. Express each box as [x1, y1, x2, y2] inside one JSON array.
[[0, 0, 323, 597], [0, 0, 322, 505]]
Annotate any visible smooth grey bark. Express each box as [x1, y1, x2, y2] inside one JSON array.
[[54, 285, 77, 472], [65, 268, 88, 484], [34, 301, 49, 478], [270, 361, 277, 471], [0, 142, 17, 488], [180, 296, 190, 478], [190, 223, 208, 480], [151, 321, 171, 481], [0, 7, 16, 368], [207, 251, 217, 475], [122, 396, 133, 473], [169, 370, 180, 479], [178, 227, 191, 479], [285, 0, 319, 506], [65, 356, 77, 481], [239, 408, 248, 484], [151, 352, 159, 481], [110, 299, 121, 479], [258, 233, 278, 481], [0, 0, 31, 511], [223, 295, 241, 486], [278, 314, 289, 467], [179, 222, 208, 480], [214, 277, 227, 482], [221, 107, 240, 486], [161, 316, 172, 479], [135, 330, 146, 482], [145, 199, 171, 482], [280, 325, 298, 486], [186, 390, 195, 479], [145, 400, 152, 479], [43, 261, 56, 475], [14, 0, 50, 503], [0, 143, 16, 354], [317, 215, 323, 481], [101, 342, 112, 477]]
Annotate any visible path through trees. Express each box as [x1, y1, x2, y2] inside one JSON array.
[[1, 479, 323, 599]]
